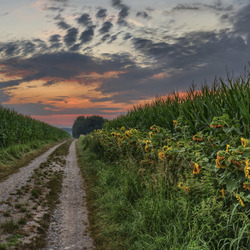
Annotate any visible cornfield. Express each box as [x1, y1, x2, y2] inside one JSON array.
[[105, 74, 250, 137], [0, 106, 70, 148]]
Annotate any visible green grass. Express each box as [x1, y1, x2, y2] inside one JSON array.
[[78, 71, 250, 249]]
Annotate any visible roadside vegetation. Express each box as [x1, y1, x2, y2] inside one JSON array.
[[0, 106, 70, 181], [77, 73, 250, 249]]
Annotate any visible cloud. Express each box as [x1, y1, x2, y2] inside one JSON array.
[[132, 29, 248, 72], [172, 4, 200, 11], [108, 34, 118, 43], [0, 42, 20, 57], [22, 41, 36, 56], [96, 8, 107, 19], [77, 13, 92, 27], [57, 20, 71, 30], [49, 0, 69, 3], [63, 28, 78, 47], [101, 34, 110, 43], [99, 21, 113, 34], [0, 52, 135, 91], [43, 6, 64, 12], [136, 11, 149, 19], [79, 26, 95, 43], [43, 80, 58, 86], [70, 43, 81, 51], [111, 0, 130, 26], [123, 33, 132, 40], [233, 3, 250, 37], [172, 2, 233, 12], [49, 35, 61, 43]]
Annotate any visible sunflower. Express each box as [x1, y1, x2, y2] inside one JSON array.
[[244, 159, 250, 179], [235, 194, 245, 207], [220, 188, 225, 198], [243, 183, 250, 191], [193, 134, 203, 142], [125, 130, 131, 138], [241, 138, 248, 148], [193, 163, 200, 174], [158, 150, 165, 161]]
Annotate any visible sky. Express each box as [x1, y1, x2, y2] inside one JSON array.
[[0, 0, 249, 128]]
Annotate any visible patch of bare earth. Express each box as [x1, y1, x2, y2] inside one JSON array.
[[0, 142, 65, 203], [46, 140, 94, 250], [0, 141, 69, 248]]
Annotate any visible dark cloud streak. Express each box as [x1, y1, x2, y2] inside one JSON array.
[[111, 0, 130, 26], [77, 13, 92, 27], [79, 26, 95, 43], [99, 21, 113, 34], [96, 8, 107, 18], [63, 28, 78, 47], [57, 20, 71, 30]]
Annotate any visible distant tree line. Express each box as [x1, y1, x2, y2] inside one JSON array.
[[72, 115, 106, 138]]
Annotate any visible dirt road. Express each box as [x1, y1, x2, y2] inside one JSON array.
[[46, 140, 94, 250], [0, 140, 94, 249], [0, 142, 65, 203]]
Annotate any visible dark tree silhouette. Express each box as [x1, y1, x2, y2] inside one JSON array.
[[72, 115, 105, 138]]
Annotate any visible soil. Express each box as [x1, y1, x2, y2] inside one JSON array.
[[0, 140, 94, 249], [0, 142, 65, 203], [46, 140, 94, 250]]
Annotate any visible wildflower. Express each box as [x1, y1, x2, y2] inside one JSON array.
[[120, 126, 126, 131], [149, 131, 153, 138], [173, 120, 178, 127], [193, 163, 200, 174], [158, 150, 165, 161], [162, 145, 169, 151], [244, 159, 250, 179], [125, 130, 131, 138], [178, 182, 190, 193], [243, 183, 250, 191], [145, 145, 150, 152], [210, 124, 223, 128], [193, 134, 203, 142], [117, 133, 123, 138], [220, 188, 225, 198], [216, 159, 222, 168], [241, 138, 248, 148], [235, 194, 245, 207], [178, 182, 182, 188], [226, 144, 230, 153], [130, 129, 138, 134], [150, 125, 160, 133], [111, 132, 116, 137], [216, 151, 226, 168]]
